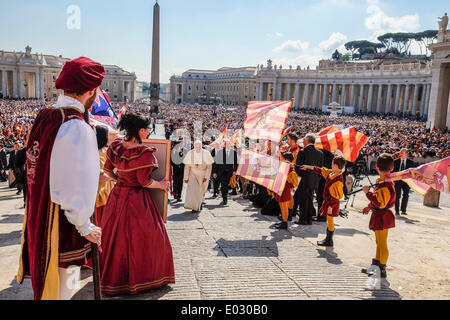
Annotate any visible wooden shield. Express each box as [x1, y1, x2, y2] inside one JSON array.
[[142, 139, 171, 223]]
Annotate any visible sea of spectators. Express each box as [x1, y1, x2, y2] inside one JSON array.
[[0, 99, 448, 162]]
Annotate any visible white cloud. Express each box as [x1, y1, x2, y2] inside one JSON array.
[[365, 2, 420, 40], [319, 32, 348, 52], [273, 40, 310, 53]]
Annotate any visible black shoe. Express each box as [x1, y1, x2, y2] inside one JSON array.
[[212, 193, 218, 198], [379, 264, 387, 278], [231, 190, 237, 196], [273, 222, 288, 230], [361, 259, 380, 275], [223, 200, 228, 206], [16, 190, 22, 195], [395, 212, 400, 216], [402, 212, 408, 216], [317, 229, 334, 247]]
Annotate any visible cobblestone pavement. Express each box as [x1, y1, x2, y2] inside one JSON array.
[[2, 180, 449, 300]]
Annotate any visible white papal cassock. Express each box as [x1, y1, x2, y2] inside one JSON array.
[[183, 148, 214, 212]]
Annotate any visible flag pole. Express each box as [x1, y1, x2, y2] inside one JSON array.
[[91, 210, 102, 300]]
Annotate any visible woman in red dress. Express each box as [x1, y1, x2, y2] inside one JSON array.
[[100, 112, 175, 296]]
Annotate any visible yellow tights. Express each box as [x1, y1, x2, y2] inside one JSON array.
[[280, 202, 290, 222], [375, 229, 389, 265], [327, 216, 335, 232]]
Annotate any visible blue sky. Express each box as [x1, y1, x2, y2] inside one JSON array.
[[1, 0, 448, 83]]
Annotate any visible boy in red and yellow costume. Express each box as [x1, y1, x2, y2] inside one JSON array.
[[362, 153, 396, 279], [301, 155, 346, 247], [271, 153, 299, 230]]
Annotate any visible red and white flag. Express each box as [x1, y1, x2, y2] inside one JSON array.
[[300, 127, 369, 163], [237, 148, 291, 196], [244, 101, 292, 143], [317, 125, 340, 137], [118, 103, 127, 121], [232, 129, 243, 148], [210, 125, 229, 147]]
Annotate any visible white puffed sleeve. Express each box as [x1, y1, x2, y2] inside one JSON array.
[[50, 120, 100, 237]]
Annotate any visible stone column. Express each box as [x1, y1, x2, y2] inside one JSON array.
[[411, 83, 420, 115], [1, 70, 6, 97], [322, 84, 328, 108], [330, 83, 336, 102], [420, 84, 427, 117], [350, 84, 355, 107], [424, 84, 431, 118], [403, 84, 411, 116], [35, 71, 40, 99], [294, 83, 301, 110], [39, 69, 45, 99], [394, 85, 401, 114], [304, 84, 310, 109], [367, 84, 374, 113], [385, 85, 393, 114], [12, 70, 18, 98], [287, 83, 292, 100], [273, 82, 279, 100], [358, 85, 365, 112], [376, 84, 383, 113], [342, 84, 347, 106], [258, 81, 263, 100], [19, 71, 24, 98], [313, 83, 320, 109]]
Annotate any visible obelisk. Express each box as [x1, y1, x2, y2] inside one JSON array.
[[150, 1, 160, 114]]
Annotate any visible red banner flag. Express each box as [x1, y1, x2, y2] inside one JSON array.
[[308, 127, 369, 163], [236, 148, 291, 196], [244, 101, 292, 143], [388, 157, 450, 196], [317, 125, 340, 137]]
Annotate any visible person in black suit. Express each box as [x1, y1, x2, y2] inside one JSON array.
[[0, 144, 7, 182], [393, 148, 416, 216], [295, 134, 324, 225], [210, 141, 221, 198], [314, 149, 334, 222], [212, 139, 238, 206], [9, 142, 24, 195], [171, 142, 187, 203]]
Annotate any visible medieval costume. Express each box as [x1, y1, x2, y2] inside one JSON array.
[[313, 167, 344, 247], [183, 143, 214, 212], [17, 57, 104, 300], [362, 177, 396, 278], [100, 140, 175, 296], [95, 146, 116, 226], [272, 165, 299, 230]]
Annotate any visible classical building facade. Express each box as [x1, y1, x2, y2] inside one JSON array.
[[170, 67, 257, 105], [0, 46, 138, 102], [255, 59, 433, 119]]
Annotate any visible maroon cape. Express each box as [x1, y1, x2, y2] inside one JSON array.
[[100, 140, 175, 296], [18, 106, 91, 300]]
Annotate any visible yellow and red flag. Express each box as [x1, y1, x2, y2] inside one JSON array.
[[310, 127, 369, 163], [236, 148, 291, 196], [210, 125, 229, 147], [244, 101, 292, 143], [317, 125, 340, 137], [388, 157, 450, 196], [232, 129, 243, 148]]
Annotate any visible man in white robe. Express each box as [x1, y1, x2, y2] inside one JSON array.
[[183, 141, 214, 212]]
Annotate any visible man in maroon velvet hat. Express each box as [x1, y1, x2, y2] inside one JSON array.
[[17, 57, 105, 300]]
